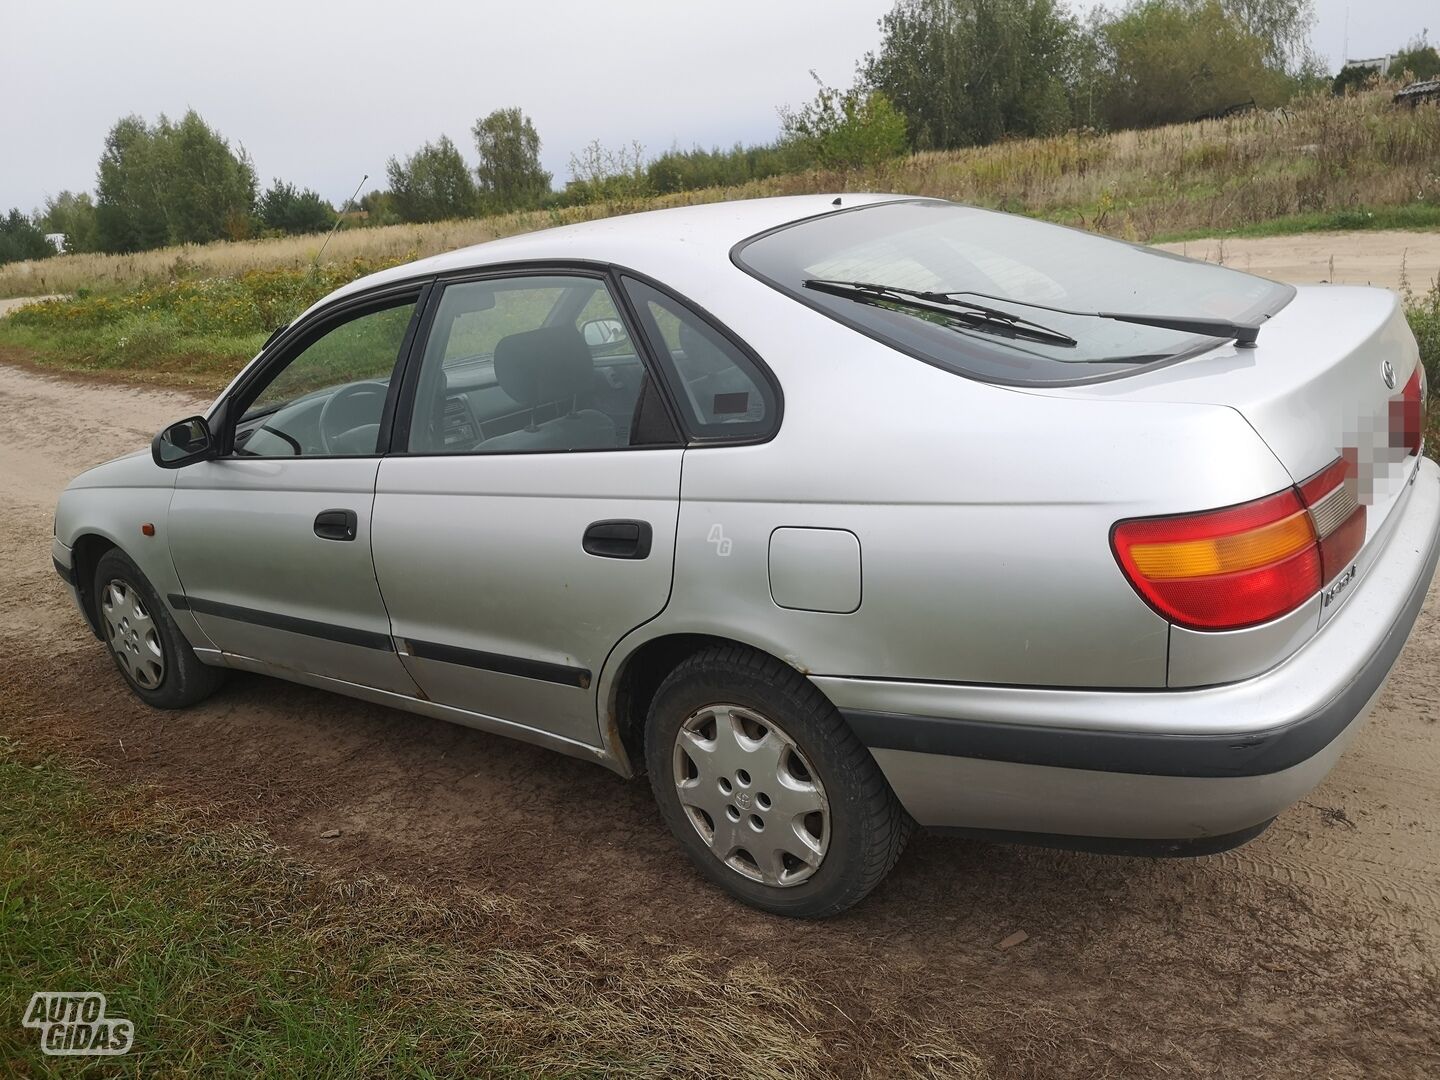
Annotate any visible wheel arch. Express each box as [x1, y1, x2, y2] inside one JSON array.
[[69, 532, 121, 639], [599, 628, 826, 778]]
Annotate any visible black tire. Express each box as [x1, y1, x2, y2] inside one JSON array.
[[645, 644, 912, 917], [93, 548, 224, 709]]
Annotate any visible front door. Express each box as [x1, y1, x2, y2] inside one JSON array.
[[371, 272, 686, 747], [168, 287, 426, 694]]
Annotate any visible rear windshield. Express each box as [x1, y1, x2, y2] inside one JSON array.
[[734, 200, 1294, 386]]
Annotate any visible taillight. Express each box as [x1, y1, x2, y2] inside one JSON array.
[[1392, 366, 1425, 457], [1112, 457, 1365, 631]]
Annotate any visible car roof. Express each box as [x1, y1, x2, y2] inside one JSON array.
[[321, 193, 912, 307]]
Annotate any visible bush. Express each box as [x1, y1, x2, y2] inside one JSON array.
[[1404, 275, 1440, 410], [780, 77, 908, 169], [646, 143, 792, 195], [564, 140, 652, 206], [0, 209, 54, 265], [1388, 36, 1440, 81], [257, 181, 335, 236]]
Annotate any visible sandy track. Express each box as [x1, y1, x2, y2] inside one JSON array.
[[2, 363, 1439, 1074], [1156, 230, 1440, 290]]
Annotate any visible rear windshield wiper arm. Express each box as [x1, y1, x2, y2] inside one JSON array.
[[942, 290, 1264, 348], [802, 279, 1078, 348]]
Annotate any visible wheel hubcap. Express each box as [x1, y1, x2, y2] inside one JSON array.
[[100, 579, 164, 690], [672, 703, 830, 888]]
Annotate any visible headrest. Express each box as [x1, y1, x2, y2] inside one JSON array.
[[494, 326, 593, 408], [678, 320, 732, 376]]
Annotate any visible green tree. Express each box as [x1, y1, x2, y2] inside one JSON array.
[[471, 107, 552, 212], [40, 191, 98, 253], [385, 136, 477, 223], [1099, 0, 1295, 129], [94, 111, 257, 252], [0, 209, 55, 265], [257, 180, 335, 235], [864, 0, 1084, 150], [358, 188, 401, 227], [1388, 35, 1440, 80], [779, 77, 909, 167]]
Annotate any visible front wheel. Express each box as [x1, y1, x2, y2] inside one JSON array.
[[645, 645, 912, 917], [93, 548, 223, 709]]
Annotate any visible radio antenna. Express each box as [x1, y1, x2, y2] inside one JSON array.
[[314, 173, 367, 265]]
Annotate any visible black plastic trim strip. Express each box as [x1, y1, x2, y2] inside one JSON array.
[[929, 817, 1274, 857], [847, 511, 1440, 778], [168, 593, 394, 652], [53, 558, 74, 586], [401, 638, 591, 689]]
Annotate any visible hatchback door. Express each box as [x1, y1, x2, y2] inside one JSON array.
[[168, 287, 426, 694], [370, 271, 685, 747]]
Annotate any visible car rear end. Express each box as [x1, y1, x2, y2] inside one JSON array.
[[734, 198, 1440, 849]]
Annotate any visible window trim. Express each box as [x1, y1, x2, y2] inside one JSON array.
[[389, 262, 690, 458], [213, 280, 433, 459]]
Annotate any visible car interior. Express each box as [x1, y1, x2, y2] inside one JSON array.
[[231, 276, 767, 458]]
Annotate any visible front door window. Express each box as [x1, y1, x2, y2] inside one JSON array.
[[235, 299, 416, 457]]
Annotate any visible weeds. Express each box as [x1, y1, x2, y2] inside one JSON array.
[[0, 742, 987, 1078]]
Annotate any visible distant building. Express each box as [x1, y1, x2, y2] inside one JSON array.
[[1344, 54, 1395, 74]]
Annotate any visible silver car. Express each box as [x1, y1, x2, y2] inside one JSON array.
[[53, 195, 1439, 916]]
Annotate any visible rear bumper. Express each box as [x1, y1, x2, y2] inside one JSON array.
[[818, 457, 1440, 844]]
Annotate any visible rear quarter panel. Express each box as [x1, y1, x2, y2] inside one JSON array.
[[614, 273, 1295, 690]]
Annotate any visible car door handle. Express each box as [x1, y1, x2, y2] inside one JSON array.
[[314, 508, 358, 542], [583, 519, 652, 560]]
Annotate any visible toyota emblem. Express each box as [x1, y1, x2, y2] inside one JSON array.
[[1382, 358, 1397, 390]]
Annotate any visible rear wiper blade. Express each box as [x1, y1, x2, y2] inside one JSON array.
[[943, 290, 1264, 348], [802, 278, 1078, 348]]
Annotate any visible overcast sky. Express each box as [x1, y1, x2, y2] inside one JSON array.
[[0, 0, 1429, 213]]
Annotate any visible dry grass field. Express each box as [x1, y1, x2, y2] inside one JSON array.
[[1, 86, 1435, 301]]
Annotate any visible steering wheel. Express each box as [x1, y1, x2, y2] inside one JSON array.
[[318, 381, 387, 454]]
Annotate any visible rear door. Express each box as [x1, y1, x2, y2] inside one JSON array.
[[169, 286, 427, 694], [370, 270, 686, 747]]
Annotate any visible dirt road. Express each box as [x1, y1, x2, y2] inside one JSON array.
[[2, 363, 1439, 1075], [1156, 230, 1440, 290]]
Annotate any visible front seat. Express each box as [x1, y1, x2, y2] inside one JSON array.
[[482, 326, 616, 451]]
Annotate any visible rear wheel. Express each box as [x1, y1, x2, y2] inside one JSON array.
[[94, 548, 223, 709], [645, 645, 912, 917]]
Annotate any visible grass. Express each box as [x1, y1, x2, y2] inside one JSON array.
[[0, 259, 401, 390], [1151, 202, 1440, 243], [0, 739, 987, 1078], [1, 85, 1436, 303]]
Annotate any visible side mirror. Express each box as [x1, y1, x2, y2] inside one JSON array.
[[581, 316, 629, 349], [152, 416, 215, 469]]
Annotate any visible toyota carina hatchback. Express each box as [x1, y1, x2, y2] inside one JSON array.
[[53, 195, 1439, 916]]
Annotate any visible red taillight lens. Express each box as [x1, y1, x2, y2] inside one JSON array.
[[1394, 366, 1425, 458], [1112, 458, 1366, 632], [1112, 490, 1319, 630]]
